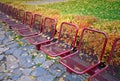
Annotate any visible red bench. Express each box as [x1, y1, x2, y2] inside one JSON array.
[[40, 22, 78, 57], [0, 3, 8, 16], [17, 14, 43, 37], [11, 11, 33, 30], [8, 9, 24, 28], [1, 5, 17, 24], [0, 4, 10, 20], [26, 17, 57, 50], [0, 3, 17, 27], [59, 28, 108, 75], [0, 4, 24, 29], [88, 37, 120, 81], [6, 7, 19, 26]]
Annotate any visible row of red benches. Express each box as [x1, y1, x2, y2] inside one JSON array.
[[0, 2, 120, 81]]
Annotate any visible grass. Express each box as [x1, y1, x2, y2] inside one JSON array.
[[38, 0, 120, 20]]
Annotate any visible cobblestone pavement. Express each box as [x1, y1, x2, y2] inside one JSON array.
[[0, 22, 88, 81]]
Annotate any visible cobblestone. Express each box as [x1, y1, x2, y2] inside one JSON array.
[[9, 68, 22, 81], [19, 55, 34, 68], [2, 38, 11, 44], [41, 60, 55, 69], [5, 47, 17, 55], [0, 63, 6, 72], [49, 64, 65, 77], [0, 73, 7, 80], [6, 55, 19, 71], [0, 55, 4, 61], [0, 35, 5, 41], [34, 53, 46, 64], [31, 67, 46, 76], [18, 76, 34, 81], [12, 48, 24, 59], [6, 42, 19, 48], [37, 74, 55, 81], [22, 68, 32, 76]]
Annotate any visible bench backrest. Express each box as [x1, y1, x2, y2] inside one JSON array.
[[77, 28, 108, 67], [23, 11, 33, 26], [7, 5, 13, 16], [3, 4, 9, 14], [0, 2, 2, 11], [58, 22, 78, 47], [42, 17, 57, 39], [17, 9, 25, 23], [12, 8, 18, 20], [1, 3, 5, 12], [32, 14, 43, 33]]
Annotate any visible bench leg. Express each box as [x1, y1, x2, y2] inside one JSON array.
[[67, 68, 73, 74], [36, 44, 41, 50]]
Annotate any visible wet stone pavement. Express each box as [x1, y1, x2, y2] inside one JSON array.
[[0, 22, 88, 81]]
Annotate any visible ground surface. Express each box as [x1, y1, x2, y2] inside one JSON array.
[[0, 22, 88, 81], [1, 0, 119, 81], [25, 0, 68, 5]]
